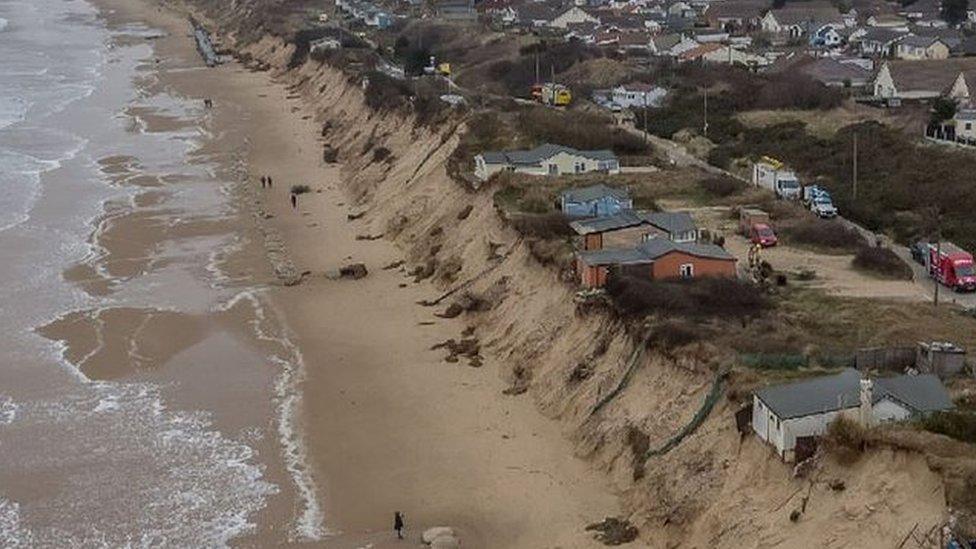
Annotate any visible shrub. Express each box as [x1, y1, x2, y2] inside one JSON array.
[[852, 246, 913, 280], [823, 416, 866, 464], [920, 411, 976, 444], [290, 184, 311, 195], [604, 276, 768, 319], [516, 108, 648, 156], [509, 213, 574, 239], [372, 146, 392, 163], [364, 71, 411, 112], [781, 219, 866, 252], [647, 320, 702, 350], [699, 175, 744, 197]]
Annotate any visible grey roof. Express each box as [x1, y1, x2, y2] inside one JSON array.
[[480, 143, 617, 167], [561, 184, 630, 203], [578, 237, 735, 266], [756, 369, 862, 420], [643, 211, 697, 235], [570, 210, 647, 234], [756, 369, 953, 420], [570, 209, 698, 235], [858, 27, 908, 45], [874, 374, 954, 413], [577, 246, 652, 266], [800, 58, 871, 85], [896, 34, 943, 48]]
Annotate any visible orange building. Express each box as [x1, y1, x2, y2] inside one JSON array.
[[577, 238, 737, 288]]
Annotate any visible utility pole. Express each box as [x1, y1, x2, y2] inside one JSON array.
[[703, 87, 708, 137], [642, 92, 648, 145], [852, 132, 858, 201], [934, 238, 941, 308]]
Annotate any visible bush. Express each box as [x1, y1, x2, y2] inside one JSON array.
[[781, 219, 866, 252], [647, 320, 702, 350], [516, 108, 648, 156], [921, 411, 976, 444], [699, 175, 745, 197], [364, 71, 411, 112], [852, 246, 913, 280], [605, 275, 768, 319], [372, 146, 392, 163], [509, 213, 574, 239], [823, 416, 866, 464], [290, 184, 311, 195]]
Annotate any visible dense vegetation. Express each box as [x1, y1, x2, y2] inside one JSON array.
[[605, 275, 768, 319]]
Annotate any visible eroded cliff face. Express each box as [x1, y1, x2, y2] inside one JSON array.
[[183, 6, 951, 545]]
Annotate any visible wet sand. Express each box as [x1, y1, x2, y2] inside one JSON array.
[[83, 0, 621, 546]]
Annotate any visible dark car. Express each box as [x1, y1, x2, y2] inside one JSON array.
[[910, 241, 929, 265]]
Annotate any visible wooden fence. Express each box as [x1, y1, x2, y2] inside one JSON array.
[[855, 346, 916, 372]]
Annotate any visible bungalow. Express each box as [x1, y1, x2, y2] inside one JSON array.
[[609, 82, 668, 108], [650, 33, 700, 57], [872, 59, 976, 100], [570, 209, 699, 250], [474, 144, 620, 180], [549, 5, 600, 28], [704, 0, 765, 32], [894, 35, 950, 60], [576, 238, 736, 288], [560, 184, 633, 218], [760, 4, 847, 39], [799, 57, 873, 88], [436, 0, 477, 21], [753, 369, 953, 461], [854, 27, 908, 56]]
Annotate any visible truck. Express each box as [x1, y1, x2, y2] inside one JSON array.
[[537, 82, 572, 106], [752, 156, 802, 200], [927, 241, 976, 292], [802, 185, 838, 218]]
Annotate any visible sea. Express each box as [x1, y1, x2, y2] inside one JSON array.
[[0, 0, 320, 545]]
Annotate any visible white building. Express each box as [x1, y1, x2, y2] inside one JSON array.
[[474, 143, 619, 181], [609, 83, 668, 109], [752, 369, 953, 462]]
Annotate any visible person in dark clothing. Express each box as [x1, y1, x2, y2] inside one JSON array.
[[394, 512, 404, 539], [290, 193, 297, 209], [267, 176, 273, 188], [260, 176, 266, 188]]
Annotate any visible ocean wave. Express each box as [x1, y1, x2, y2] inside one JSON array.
[[0, 18, 8, 32], [1, 382, 278, 547], [214, 291, 327, 541], [0, 395, 18, 425]]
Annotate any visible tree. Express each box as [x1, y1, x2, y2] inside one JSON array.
[[772, 0, 786, 8], [932, 97, 958, 124], [941, 0, 969, 26]]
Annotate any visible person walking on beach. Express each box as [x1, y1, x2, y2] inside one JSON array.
[[394, 511, 404, 540], [260, 176, 266, 188], [290, 193, 297, 209], [267, 175, 273, 188]]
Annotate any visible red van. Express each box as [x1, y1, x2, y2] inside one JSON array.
[[750, 223, 778, 248]]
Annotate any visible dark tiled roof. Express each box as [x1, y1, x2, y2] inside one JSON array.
[[756, 369, 953, 419], [561, 184, 630, 203], [481, 143, 617, 166], [800, 58, 871, 85], [570, 210, 647, 234], [578, 236, 734, 265], [643, 211, 697, 235]]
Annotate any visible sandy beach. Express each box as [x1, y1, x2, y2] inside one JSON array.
[[65, 0, 622, 546]]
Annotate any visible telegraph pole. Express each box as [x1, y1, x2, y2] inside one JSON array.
[[934, 238, 941, 308], [852, 132, 858, 201], [703, 87, 709, 137]]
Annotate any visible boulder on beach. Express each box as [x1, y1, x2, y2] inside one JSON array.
[[430, 535, 460, 549], [339, 263, 368, 279], [422, 527, 455, 544]]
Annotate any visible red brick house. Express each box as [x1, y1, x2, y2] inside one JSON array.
[[576, 238, 737, 288]]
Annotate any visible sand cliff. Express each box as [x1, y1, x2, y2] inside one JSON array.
[[183, 5, 951, 546]]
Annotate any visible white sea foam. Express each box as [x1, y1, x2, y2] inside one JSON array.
[[0, 499, 34, 548], [0, 395, 19, 425], [0, 17, 8, 32], [214, 291, 327, 540]]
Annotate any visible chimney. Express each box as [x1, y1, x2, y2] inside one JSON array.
[[859, 379, 874, 427]]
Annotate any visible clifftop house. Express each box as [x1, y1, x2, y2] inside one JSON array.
[[872, 58, 976, 100], [576, 237, 736, 288], [753, 369, 953, 461], [474, 144, 619, 180]]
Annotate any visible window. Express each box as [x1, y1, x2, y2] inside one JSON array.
[[679, 263, 694, 278], [547, 163, 557, 175], [966, 122, 972, 131]]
